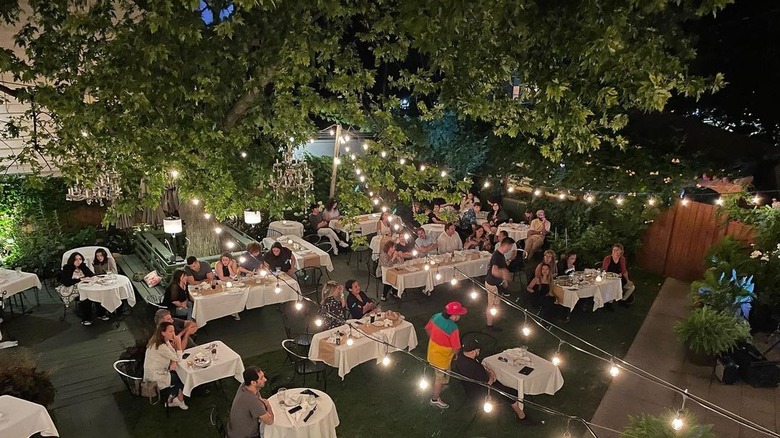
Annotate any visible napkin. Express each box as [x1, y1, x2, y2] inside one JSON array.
[[383, 319, 394, 328]]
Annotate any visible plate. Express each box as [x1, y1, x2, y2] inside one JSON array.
[[372, 320, 385, 326], [193, 356, 211, 368]]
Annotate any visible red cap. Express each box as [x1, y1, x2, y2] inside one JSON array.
[[445, 301, 467, 316]]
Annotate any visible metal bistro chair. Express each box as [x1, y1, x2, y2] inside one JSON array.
[[113, 359, 171, 417], [365, 257, 382, 299], [280, 300, 316, 349], [347, 231, 371, 269], [294, 267, 323, 302], [209, 404, 228, 438], [281, 339, 328, 391]]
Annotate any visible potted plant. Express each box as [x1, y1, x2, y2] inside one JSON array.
[[621, 409, 715, 438], [675, 306, 751, 364]]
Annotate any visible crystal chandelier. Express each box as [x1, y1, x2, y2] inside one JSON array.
[[268, 144, 313, 198], [66, 170, 122, 206]]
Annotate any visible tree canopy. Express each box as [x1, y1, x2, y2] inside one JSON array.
[[0, 0, 730, 220]]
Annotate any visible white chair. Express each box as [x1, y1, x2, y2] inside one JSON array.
[[61, 246, 114, 270]]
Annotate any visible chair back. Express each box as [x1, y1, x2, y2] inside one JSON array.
[[266, 228, 283, 239], [62, 246, 113, 270], [209, 404, 228, 438], [113, 359, 142, 396], [280, 300, 315, 339], [294, 267, 323, 301]]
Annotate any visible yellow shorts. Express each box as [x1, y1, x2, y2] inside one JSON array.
[[434, 369, 450, 384]]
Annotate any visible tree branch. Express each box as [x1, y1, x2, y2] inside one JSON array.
[[0, 83, 19, 98], [222, 68, 276, 131]]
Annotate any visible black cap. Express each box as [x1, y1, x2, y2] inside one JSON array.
[[462, 338, 480, 352]]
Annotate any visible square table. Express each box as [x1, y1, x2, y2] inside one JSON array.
[[0, 395, 59, 437], [555, 276, 623, 312], [244, 274, 300, 310], [191, 284, 250, 327], [309, 316, 418, 379], [0, 269, 42, 313], [262, 235, 334, 272], [176, 341, 245, 397], [482, 350, 564, 409]]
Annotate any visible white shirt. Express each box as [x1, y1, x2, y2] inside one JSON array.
[[437, 232, 463, 254]]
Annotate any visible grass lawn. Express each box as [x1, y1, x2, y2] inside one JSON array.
[[117, 269, 663, 437]]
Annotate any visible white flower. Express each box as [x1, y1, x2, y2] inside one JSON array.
[[750, 250, 763, 259], [761, 255, 770, 262]]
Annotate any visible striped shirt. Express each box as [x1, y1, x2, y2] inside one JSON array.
[[425, 313, 461, 369]]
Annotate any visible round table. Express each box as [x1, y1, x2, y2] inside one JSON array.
[[497, 223, 529, 242], [77, 275, 135, 313], [268, 221, 304, 238], [265, 388, 338, 438]]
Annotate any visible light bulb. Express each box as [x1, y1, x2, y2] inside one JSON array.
[[470, 290, 478, 300], [609, 362, 620, 377], [240, 151, 247, 158], [344, 134, 350, 141], [381, 206, 388, 212], [382, 356, 391, 366], [287, 238, 293, 244], [489, 307, 498, 316], [362, 142, 369, 150], [412, 250, 419, 257], [595, 275, 603, 282], [334, 157, 341, 165], [214, 227, 223, 234], [356, 168, 362, 175], [648, 198, 656, 206], [170, 169, 179, 179], [558, 193, 566, 200], [388, 215, 394, 222], [274, 285, 282, 294], [533, 189, 542, 197], [483, 397, 494, 413], [399, 158, 406, 165], [259, 269, 268, 277], [226, 241, 235, 249], [752, 195, 761, 204], [393, 224, 400, 231], [191, 198, 200, 205], [552, 354, 561, 366], [314, 317, 323, 327], [521, 325, 531, 337], [440, 170, 447, 177], [203, 213, 212, 220], [239, 257, 246, 263], [435, 272, 442, 281], [423, 264, 430, 271], [715, 198, 724, 206], [418, 377, 429, 390], [294, 301, 303, 310], [681, 198, 690, 206], [420, 165, 426, 171], [289, 136, 295, 142], [373, 198, 380, 205], [450, 277, 458, 286], [350, 154, 356, 161], [507, 186, 515, 193], [403, 233, 410, 240], [329, 128, 335, 136], [368, 191, 374, 196], [344, 146, 351, 152], [359, 176, 366, 182], [616, 197, 625, 205], [671, 415, 684, 431], [483, 181, 490, 188], [381, 151, 387, 158]]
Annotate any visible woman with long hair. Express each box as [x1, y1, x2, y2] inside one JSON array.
[[92, 248, 116, 275], [162, 269, 191, 320], [323, 198, 342, 221], [319, 281, 347, 330], [60, 252, 106, 326], [143, 321, 187, 410], [215, 252, 239, 281]]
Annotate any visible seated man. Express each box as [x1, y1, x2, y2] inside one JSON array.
[[493, 230, 518, 263], [263, 242, 296, 276], [453, 338, 536, 425], [239, 242, 264, 275], [436, 222, 463, 254], [309, 203, 349, 255], [523, 210, 551, 259], [184, 256, 215, 286], [415, 227, 438, 256], [228, 366, 274, 438], [459, 202, 481, 235], [154, 308, 197, 348]]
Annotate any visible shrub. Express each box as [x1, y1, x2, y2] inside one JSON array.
[[0, 348, 56, 407], [675, 306, 751, 357], [621, 409, 715, 438]]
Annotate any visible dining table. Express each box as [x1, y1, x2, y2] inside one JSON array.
[[553, 271, 624, 312], [190, 282, 250, 327], [76, 274, 136, 313], [309, 314, 418, 379], [421, 223, 445, 241], [496, 223, 529, 242], [262, 235, 334, 272], [0, 268, 42, 314], [244, 273, 300, 310], [0, 395, 59, 437], [176, 341, 245, 397], [265, 388, 339, 438], [268, 220, 305, 238], [482, 349, 564, 409], [329, 213, 380, 240], [382, 250, 491, 297]]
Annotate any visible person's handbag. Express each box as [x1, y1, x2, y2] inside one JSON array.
[[140, 380, 160, 403], [55, 284, 79, 307]]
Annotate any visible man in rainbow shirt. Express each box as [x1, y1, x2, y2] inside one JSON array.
[[425, 301, 468, 409]]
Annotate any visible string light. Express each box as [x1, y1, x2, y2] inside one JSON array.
[[616, 196, 625, 206], [489, 306, 498, 316], [381, 206, 388, 212], [558, 193, 566, 200], [373, 198, 380, 205], [274, 283, 282, 294], [329, 128, 335, 136], [359, 175, 366, 182], [314, 317, 323, 327], [752, 195, 762, 205], [170, 169, 179, 179], [450, 277, 458, 286], [672, 411, 684, 431], [423, 263, 430, 271], [507, 186, 514, 193], [440, 170, 447, 177], [381, 355, 391, 366], [715, 197, 724, 206], [483, 393, 494, 413], [435, 272, 442, 281], [552, 342, 563, 366], [681, 198, 690, 206], [350, 153, 356, 161], [399, 158, 406, 165], [240, 151, 247, 158], [585, 194, 595, 203], [418, 376, 430, 390], [648, 197, 656, 206], [533, 189, 542, 197], [214, 227, 223, 234], [608, 359, 620, 377], [381, 151, 387, 158], [393, 224, 401, 231], [203, 213, 212, 220], [521, 312, 531, 337], [294, 299, 303, 310], [225, 241, 235, 249], [191, 198, 200, 205], [346, 335, 355, 346], [259, 269, 268, 277], [334, 157, 342, 165], [355, 168, 362, 175], [420, 164, 426, 171], [470, 289, 478, 300], [239, 256, 246, 263], [362, 142, 369, 150], [483, 180, 490, 188], [412, 249, 419, 257], [344, 145, 351, 152]]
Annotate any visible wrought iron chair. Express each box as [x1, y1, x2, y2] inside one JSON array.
[[281, 339, 328, 391], [294, 267, 323, 302], [209, 404, 228, 438]]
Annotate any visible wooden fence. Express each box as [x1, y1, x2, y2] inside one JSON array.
[[636, 200, 755, 281]]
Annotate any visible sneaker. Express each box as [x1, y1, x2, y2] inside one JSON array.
[[380, 295, 387, 301], [97, 315, 110, 321], [429, 398, 449, 409], [81, 320, 93, 326], [486, 325, 503, 332], [338, 241, 349, 248], [621, 295, 635, 306], [500, 291, 511, 297], [177, 400, 189, 411], [232, 313, 241, 321], [333, 247, 339, 256], [166, 398, 178, 408]]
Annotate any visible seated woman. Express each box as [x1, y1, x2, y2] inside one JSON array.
[[345, 279, 375, 319], [526, 263, 564, 308], [215, 252, 239, 281], [483, 202, 509, 234], [427, 204, 446, 225], [143, 321, 187, 410], [92, 248, 117, 275], [459, 191, 480, 212], [60, 252, 105, 326], [262, 242, 296, 276], [394, 233, 416, 259], [557, 251, 579, 276], [322, 198, 342, 222], [378, 240, 404, 301], [534, 250, 559, 279], [375, 211, 393, 237], [162, 270, 192, 320], [521, 209, 534, 225], [464, 227, 492, 252], [320, 281, 347, 330], [601, 243, 636, 305]]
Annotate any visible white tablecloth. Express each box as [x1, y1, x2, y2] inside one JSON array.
[[382, 251, 491, 297], [265, 388, 338, 438], [421, 223, 445, 241], [176, 341, 244, 397], [0, 395, 59, 437], [329, 213, 380, 239], [191, 285, 249, 327], [558, 277, 623, 311], [496, 223, 529, 242], [268, 221, 304, 238], [262, 235, 334, 272], [309, 319, 418, 379], [245, 274, 300, 309], [77, 275, 135, 313], [482, 351, 563, 407], [0, 269, 42, 299]]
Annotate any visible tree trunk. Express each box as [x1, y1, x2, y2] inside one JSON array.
[[179, 201, 222, 257]]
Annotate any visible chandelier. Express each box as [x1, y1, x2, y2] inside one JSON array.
[[268, 144, 313, 198], [66, 170, 122, 206]]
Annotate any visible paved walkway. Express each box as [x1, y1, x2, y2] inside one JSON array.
[[591, 278, 780, 437]]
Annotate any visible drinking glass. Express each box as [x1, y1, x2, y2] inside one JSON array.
[[15, 267, 22, 276], [277, 388, 288, 405]]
